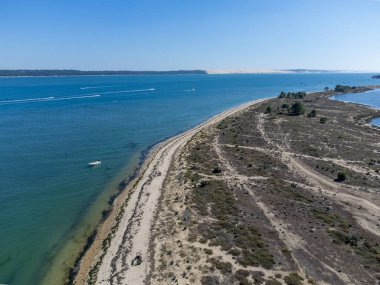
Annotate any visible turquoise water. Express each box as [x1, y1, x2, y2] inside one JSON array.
[[0, 74, 376, 284], [332, 88, 380, 127]]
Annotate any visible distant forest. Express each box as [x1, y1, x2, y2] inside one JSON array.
[[0, 70, 208, 77]]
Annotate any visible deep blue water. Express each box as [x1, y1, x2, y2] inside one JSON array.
[[0, 73, 376, 284], [331, 88, 380, 127]]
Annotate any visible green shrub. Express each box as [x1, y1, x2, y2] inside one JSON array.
[[204, 248, 213, 255], [290, 102, 305, 116], [234, 269, 251, 285], [209, 258, 232, 274], [279, 91, 287, 98], [282, 103, 289, 109], [284, 273, 304, 285], [212, 166, 222, 174], [336, 172, 347, 181], [307, 109, 317, 118], [320, 117, 327, 123], [265, 106, 273, 114]]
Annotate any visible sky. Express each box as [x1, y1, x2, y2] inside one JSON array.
[[0, 0, 379, 71]]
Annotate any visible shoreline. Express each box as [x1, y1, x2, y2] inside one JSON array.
[[69, 86, 379, 284], [70, 98, 270, 284], [328, 86, 380, 126]]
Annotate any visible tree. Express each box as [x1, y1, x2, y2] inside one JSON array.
[[279, 91, 286, 98], [265, 106, 272, 114], [282, 103, 289, 109], [212, 166, 222, 173], [289, 102, 305, 116], [307, 109, 317, 118]]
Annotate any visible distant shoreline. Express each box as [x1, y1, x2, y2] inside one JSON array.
[[0, 69, 378, 78], [0, 70, 208, 77]]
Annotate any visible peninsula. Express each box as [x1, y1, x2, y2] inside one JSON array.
[[72, 86, 380, 285]]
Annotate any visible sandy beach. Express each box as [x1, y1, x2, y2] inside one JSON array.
[[73, 98, 268, 284]]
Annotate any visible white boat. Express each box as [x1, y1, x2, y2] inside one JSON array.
[[88, 160, 102, 167]]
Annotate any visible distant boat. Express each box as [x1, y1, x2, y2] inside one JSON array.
[[88, 160, 102, 167]]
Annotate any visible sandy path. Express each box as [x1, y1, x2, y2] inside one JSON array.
[[213, 135, 352, 285], [222, 143, 380, 185], [75, 99, 267, 285], [256, 114, 380, 237]]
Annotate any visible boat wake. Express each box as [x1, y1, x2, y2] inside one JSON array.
[[95, 88, 155, 95], [80, 85, 124, 90], [0, 88, 155, 105], [0, 94, 101, 105]]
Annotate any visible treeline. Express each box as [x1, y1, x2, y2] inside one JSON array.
[[278, 91, 306, 99], [0, 69, 208, 77]]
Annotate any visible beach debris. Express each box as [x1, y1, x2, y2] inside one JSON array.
[[131, 252, 142, 266]]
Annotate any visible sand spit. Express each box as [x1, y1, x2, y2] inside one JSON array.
[[148, 87, 380, 285], [74, 86, 380, 285], [73, 99, 268, 285]]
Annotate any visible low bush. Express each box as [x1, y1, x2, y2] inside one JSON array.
[[265, 106, 273, 114], [336, 172, 347, 182], [284, 273, 304, 285]]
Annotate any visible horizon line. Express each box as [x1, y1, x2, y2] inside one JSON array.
[[0, 69, 379, 77]]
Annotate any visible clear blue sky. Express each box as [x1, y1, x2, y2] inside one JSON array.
[[0, 0, 379, 71]]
